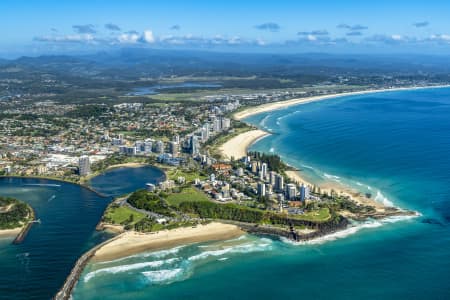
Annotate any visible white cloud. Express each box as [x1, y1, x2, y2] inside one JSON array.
[[430, 34, 450, 42], [307, 34, 317, 41], [256, 39, 267, 46], [142, 30, 155, 43], [391, 34, 403, 41], [34, 34, 96, 43], [118, 32, 140, 44]]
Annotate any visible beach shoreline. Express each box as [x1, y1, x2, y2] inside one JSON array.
[[229, 86, 448, 213], [92, 222, 244, 262], [104, 162, 149, 170], [233, 85, 450, 120], [218, 129, 271, 161], [285, 170, 386, 212], [0, 227, 22, 238]]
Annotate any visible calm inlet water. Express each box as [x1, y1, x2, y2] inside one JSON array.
[[89, 166, 166, 197], [73, 88, 450, 299], [0, 166, 165, 300]]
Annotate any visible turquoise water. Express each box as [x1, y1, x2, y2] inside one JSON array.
[[0, 166, 165, 300], [73, 88, 450, 299]]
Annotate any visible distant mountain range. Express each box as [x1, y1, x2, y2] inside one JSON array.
[[2, 49, 450, 78]]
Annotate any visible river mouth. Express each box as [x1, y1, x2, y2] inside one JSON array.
[[0, 166, 165, 300]]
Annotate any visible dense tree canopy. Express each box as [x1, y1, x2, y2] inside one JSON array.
[[0, 197, 32, 229]]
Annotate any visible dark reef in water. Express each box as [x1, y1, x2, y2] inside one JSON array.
[[421, 218, 445, 226]]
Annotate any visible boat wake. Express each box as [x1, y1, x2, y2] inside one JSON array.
[[24, 184, 61, 188]]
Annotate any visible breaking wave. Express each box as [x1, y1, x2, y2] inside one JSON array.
[[324, 173, 341, 182], [374, 190, 394, 207], [142, 268, 185, 284], [188, 238, 273, 261], [84, 258, 179, 282], [97, 246, 185, 265], [282, 214, 419, 246]]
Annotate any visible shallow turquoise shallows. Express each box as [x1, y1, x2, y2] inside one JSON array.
[[0, 166, 165, 300], [72, 88, 450, 300]]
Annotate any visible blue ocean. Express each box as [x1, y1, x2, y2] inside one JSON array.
[[2, 88, 450, 299], [73, 87, 450, 300]]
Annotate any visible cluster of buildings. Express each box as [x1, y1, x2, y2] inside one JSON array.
[[0, 94, 239, 178], [181, 154, 314, 214], [248, 159, 310, 202], [111, 113, 232, 162]]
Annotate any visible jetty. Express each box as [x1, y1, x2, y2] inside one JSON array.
[[12, 208, 36, 244], [53, 234, 122, 300]]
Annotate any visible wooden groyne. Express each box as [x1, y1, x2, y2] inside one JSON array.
[[12, 207, 36, 244], [53, 234, 123, 300]]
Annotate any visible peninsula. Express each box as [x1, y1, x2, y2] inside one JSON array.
[[0, 196, 35, 241]]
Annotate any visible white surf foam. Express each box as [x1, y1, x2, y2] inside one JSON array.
[[259, 115, 270, 128], [142, 268, 184, 284], [189, 239, 273, 261], [323, 173, 341, 183], [374, 190, 394, 207], [24, 184, 61, 187], [85, 258, 179, 282], [97, 246, 185, 265], [301, 164, 315, 170], [282, 214, 419, 246]]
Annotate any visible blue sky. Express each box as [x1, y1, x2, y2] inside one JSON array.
[[2, 0, 450, 57]]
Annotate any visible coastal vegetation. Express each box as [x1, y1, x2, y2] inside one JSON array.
[[166, 169, 207, 183], [102, 205, 146, 228], [99, 184, 353, 239], [0, 196, 34, 230], [177, 200, 335, 225], [165, 187, 210, 206], [127, 189, 175, 217], [247, 151, 289, 173], [133, 218, 202, 233], [90, 154, 155, 174]]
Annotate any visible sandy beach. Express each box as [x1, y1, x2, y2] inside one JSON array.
[[92, 222, 244, 262], [217, 130, 387, 211], [217, 132, 387, 211], [233, 85, 450, 121], [228, 87, 442, 211], [285, 170, 385, 211], [0, 227, 22, 238], [106, 162, 149, 170], [218, 129, 270, 161]]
